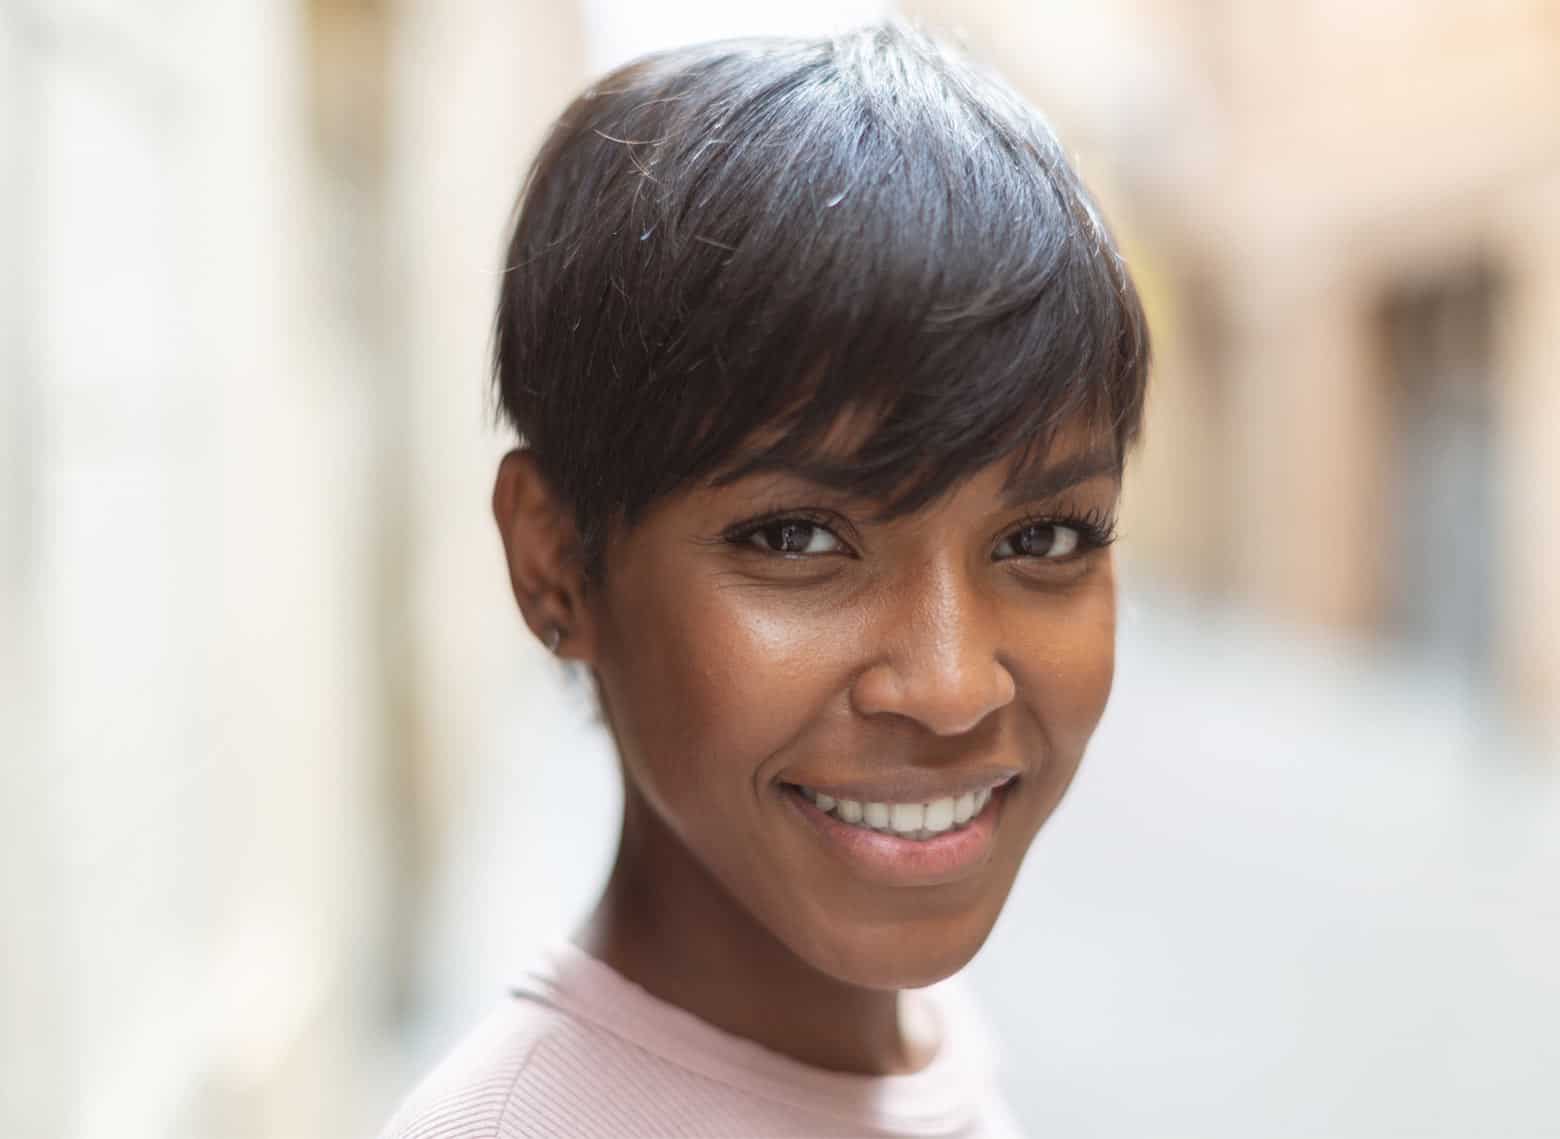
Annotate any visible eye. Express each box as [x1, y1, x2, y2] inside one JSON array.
[[742, 518, 846, 556], [994, 522, 1080, 560]]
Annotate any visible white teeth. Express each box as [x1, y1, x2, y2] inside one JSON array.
[[797, 783, 1005, 841], [889, 802, 924, 833]]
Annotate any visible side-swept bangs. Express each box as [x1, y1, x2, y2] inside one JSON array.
[[494, 23, 1150, 578]]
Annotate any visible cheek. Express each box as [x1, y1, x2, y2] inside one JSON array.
[[597, 574, 847, 812], [1025, 574, 1117, 758]]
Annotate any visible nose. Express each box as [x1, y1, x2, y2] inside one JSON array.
[[849, 557, 1016, 736]]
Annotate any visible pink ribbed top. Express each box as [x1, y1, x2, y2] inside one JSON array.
[[377, 943, 1024, 1138]]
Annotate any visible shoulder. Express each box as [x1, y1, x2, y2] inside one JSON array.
[[374, 988, 715, 1139], [375, 995, 562, 1139]]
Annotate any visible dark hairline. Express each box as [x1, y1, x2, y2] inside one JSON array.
[[714, 439, 1122, 509]]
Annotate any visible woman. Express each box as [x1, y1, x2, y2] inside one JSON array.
[[382, 22, 1148, 1138]]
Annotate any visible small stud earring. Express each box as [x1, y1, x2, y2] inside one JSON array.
[[544, 625, 563, 654]]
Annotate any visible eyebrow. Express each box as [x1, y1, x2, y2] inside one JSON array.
[[1000, 449, 1122, 504]]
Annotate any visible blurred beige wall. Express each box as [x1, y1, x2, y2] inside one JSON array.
[[2, 1, 585, 1135], [3, 4, 387, 1134]]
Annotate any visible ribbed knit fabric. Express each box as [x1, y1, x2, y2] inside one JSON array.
[[376, 943, 1025, 1138]]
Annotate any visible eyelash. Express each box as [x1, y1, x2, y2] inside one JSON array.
[[723, 507, 1118, 561], [1007, 506, 1118, 559]]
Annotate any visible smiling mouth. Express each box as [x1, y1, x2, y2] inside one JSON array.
[[787, 781, 1005, 842]]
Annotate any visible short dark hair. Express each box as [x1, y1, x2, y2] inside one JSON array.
[[494, 23, 1150, 581]]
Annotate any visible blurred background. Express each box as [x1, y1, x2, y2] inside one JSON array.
[[4, 1, 1558, 1136]]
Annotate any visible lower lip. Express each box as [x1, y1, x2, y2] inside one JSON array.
[[780, 783, 1010, 887]]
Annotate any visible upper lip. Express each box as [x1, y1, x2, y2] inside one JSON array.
[[782, 769, 1020, 804]]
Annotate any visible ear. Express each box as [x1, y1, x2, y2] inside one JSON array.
[[492, 449, 596, 662]]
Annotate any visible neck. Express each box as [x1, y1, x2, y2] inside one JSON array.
[[573, 784, 934, 1076]]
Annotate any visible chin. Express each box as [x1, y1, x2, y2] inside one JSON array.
[[794, 899, 1006, 991]]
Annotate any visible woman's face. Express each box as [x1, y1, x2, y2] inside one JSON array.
[[584, 433, 1120, 989]]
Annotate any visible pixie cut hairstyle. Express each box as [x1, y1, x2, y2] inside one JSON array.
[[494, 24, 1150, 579]]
